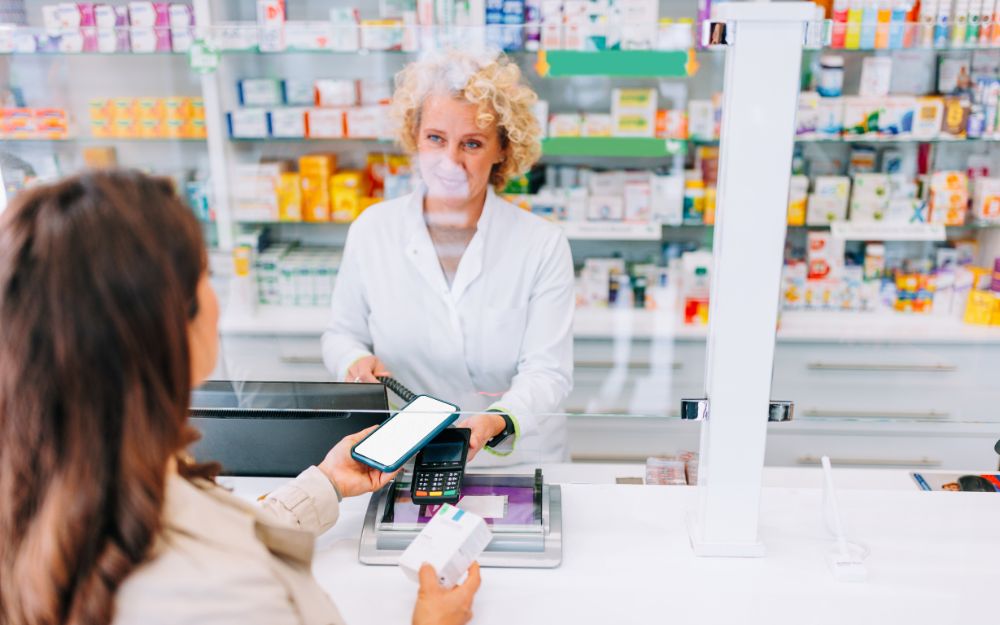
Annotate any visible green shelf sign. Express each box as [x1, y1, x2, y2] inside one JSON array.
[[542, 137, 685, 158], [540, 50, 691, 77]]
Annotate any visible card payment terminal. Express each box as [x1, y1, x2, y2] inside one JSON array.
[[410, 427, 470, 505]]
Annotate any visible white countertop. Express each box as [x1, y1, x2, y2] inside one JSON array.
[[219, 305, 1000, 344], [224, 464, 1000, 625]]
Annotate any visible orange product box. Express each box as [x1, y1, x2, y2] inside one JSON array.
[[90, 119, 114, 138], [88, 99, 115, 137], [655, 110, 667, 138], [1, 108, 34, 138], [113, 117, 140, 138], [88, 98, 113, 122], [182, 118, 207, 139], [83, 147, 119, 168], [138, 118, 164, 138], [112, 97, 137, 120], [164, 118, 185, 138], [301, 175, 331, 222], [187, 97, 205, 120], [164, 96, 190, 121], [299, 154, 338, 178], [34, 109, 70, 139], [360, 196, 381, 212], [136, 97, 165, 122]]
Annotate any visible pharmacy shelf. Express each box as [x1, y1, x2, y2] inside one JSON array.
[[538, 49, 691, 77], [229, 137, 394, 145], [219, 304, 1000, 344], [541, 137, 685, 158], [691, 136, 1000, 146], [788, 223, 1000, 235], [560, 222, 662, 241], [0, 50, 187, 57], [1, 137, 206, 143]]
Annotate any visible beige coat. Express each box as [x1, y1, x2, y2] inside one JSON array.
[[114, 466, 347, 625]]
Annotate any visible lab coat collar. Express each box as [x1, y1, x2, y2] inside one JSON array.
[[404, 184, 498, 303]]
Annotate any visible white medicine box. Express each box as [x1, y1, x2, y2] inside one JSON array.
[[398, 504, 492, 590]]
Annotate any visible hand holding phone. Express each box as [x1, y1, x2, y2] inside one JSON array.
[[351, 395, 461, 472], [318, 425, 400, 498]]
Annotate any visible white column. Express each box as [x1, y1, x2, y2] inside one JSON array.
[[689, 2, 816, 557], [193, 0, 234, 251]]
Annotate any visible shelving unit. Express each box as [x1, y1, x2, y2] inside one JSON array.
[[4, 6, 1000, 473], [541, 137, 685, 157]]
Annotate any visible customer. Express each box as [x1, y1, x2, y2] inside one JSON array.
[[0, 170, 480, 625]]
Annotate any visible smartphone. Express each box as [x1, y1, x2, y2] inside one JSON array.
[[351, 394, 460, 472]]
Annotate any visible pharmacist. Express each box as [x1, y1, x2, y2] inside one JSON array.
[[321, 50, 574, 466]]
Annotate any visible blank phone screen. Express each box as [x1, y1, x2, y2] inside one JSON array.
[[353, 396, 457, 468]]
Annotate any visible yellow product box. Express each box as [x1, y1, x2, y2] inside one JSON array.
[[89, 119, 114, 138], [704, 187, 717, 225], [331, 169, 366, 190], [112, 97, 137, 120], [88, 98, 113, 122], [277, 173, 303, 222], [299, 154, 338, 178], [331, 185, 362, 223], [164, 97, 190, 121], [164, 118, 185, 138], [182, 118, 207, 139], [136, 97, 165, 122], [113, 116, 140, 138], [82, 147, 118, 168], [138, 118, 164, 138], [188, 97, 205, 121], [301, 175, 331, 222], [963, 290, 997, 325]]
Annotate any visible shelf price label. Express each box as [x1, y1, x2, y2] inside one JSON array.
[[189, 40, 220, 74]]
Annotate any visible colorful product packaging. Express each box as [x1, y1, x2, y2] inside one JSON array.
[[315, 79, 357, 107], [270, 108, 307, 138], [299, 154, 337, 222], [238, 79, 284, 107], [787, 175, 809, 226], [807, 176, 852, 226], [581, 113, 613, 137], [611, 88, 657, 137], [929, 171, 970, 225], [912, 97, 945, 138], [941, 96, 971, 138], [277, 172, 302, 222], [306, 108, 345, 138], [972, 177, 1000, 222], [549, 113, 582, 137], [330, 170, 366, 222]]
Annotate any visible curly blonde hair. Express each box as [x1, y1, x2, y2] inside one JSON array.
[[390, 49, 542, 191]]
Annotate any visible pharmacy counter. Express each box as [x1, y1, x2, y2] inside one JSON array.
[[225, 465, 1000, 625]]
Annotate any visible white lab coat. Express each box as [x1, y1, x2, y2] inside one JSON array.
[[321, 184, 574, 466]]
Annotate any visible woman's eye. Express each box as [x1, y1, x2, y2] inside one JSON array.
[[464, 141, 482, 149], [427, 134, 443, 144]]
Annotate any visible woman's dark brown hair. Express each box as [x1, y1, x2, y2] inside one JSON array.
[[0, 170, 217, 625]]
